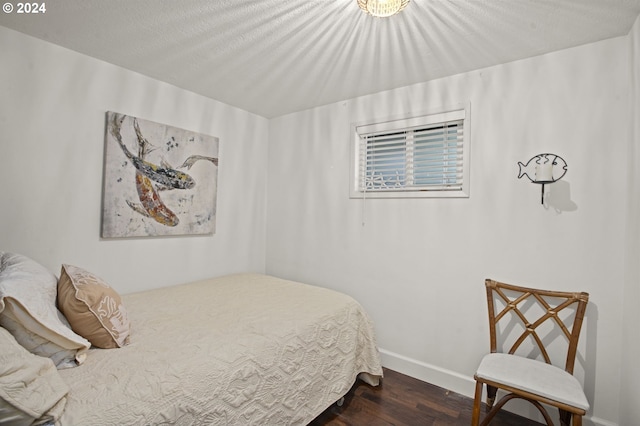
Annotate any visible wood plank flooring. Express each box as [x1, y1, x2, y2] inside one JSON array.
[[309, 368, 543, 426]]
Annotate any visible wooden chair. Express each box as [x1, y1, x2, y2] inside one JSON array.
[[471, 279, 589, 426]]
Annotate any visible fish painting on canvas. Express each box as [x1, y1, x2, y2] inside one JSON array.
[[101, 112, 219, 238]]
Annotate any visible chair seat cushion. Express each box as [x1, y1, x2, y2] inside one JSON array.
[[475, 353, 589, 411]]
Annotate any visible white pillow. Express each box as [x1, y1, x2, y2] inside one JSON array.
[[0, 252, 90, 367], [0, 326, 69, 424]]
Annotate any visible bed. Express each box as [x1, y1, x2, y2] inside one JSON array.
[[0, 253, 383, 426]]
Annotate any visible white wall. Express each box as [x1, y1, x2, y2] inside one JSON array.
[[0, 26, 269, 294], [620, 15, 640, 426], [267, 37, 631, 425]]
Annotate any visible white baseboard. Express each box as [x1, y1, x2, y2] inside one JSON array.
[[587, 417, 619, 426], [378, 347, 476, 398], [377, 347, 617, 426]]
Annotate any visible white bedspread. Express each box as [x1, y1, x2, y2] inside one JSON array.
[[57, 273, 383, 425]]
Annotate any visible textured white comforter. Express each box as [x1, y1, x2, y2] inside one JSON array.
[[57, 273, 383, 425]]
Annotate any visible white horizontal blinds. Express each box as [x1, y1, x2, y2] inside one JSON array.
[[361, 131, 407, 190], [357, 110, 465, 192], [412, 120, 464, 188]]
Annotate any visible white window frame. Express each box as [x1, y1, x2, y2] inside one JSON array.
[[350, 106, 470, 199]]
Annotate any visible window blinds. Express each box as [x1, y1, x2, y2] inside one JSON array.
[[356, 110, 465, 193]]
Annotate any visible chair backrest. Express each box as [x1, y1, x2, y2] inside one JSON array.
[[485, 279, 589, 374]]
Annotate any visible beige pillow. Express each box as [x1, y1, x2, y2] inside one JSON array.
[[57, 264, 130, 349], [0, 326, 69, 424], [0, 252, 90, 368]]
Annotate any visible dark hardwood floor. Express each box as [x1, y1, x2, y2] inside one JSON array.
[[309, 368, 543, 426]]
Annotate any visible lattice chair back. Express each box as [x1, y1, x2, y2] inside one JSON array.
[[486, 279, 588, 374]]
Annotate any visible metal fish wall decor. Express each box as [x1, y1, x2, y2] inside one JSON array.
[[517, 153, 567, 183], [517, 153, 567, 204]]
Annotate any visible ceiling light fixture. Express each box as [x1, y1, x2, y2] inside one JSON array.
[[357, 0, 410, 17]]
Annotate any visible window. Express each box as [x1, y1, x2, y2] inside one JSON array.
[[350, 108, 469, 198]]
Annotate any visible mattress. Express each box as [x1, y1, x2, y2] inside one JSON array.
[[56, 273, 383, 425]]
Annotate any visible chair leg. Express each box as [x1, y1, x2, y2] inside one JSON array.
[[471, 380, 484, 426], [560, 409, 583, 426], [572, 413, 582, 426], [486, 384, 497, 409]]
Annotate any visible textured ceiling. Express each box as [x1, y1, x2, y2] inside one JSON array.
[[1, 0, 639, 118]]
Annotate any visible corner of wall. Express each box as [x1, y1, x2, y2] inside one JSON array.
[[620, 12, 640, 426]]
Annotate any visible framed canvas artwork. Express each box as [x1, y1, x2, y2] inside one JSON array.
[[101, 112, 219, 238]]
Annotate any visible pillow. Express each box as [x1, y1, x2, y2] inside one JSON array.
[[0, 310, 83, 369], [0, 326, 69, 425], [0, 252, 90, 368], [57, 264, 130, 349]]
